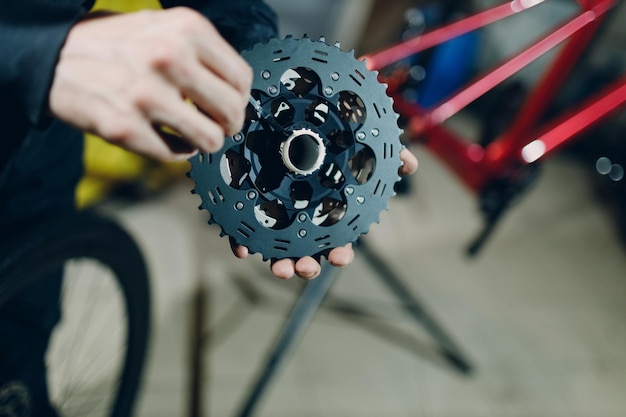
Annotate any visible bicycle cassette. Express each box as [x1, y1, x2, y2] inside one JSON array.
[[189, 36, 403, 260]]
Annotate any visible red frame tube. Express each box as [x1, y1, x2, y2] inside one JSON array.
[[520, 75, 626, 164], [363, 0, 546, 71], [368, 0, 623, 193]]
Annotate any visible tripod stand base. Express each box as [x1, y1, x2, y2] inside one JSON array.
[[235, 239, 473, 417]]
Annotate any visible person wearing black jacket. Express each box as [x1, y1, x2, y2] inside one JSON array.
[[0, 2, 282, 415]]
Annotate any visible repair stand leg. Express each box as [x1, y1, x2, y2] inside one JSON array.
[[235, 265, 339, 417], [355, 238, 472, 374]]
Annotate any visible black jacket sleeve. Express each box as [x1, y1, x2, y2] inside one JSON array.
[[160, 0, 278, 52], [0, 1, 93, 127], [0, 1, 92, 169]]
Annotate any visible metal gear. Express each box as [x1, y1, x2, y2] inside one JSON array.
[[189, 36, 403, 260]]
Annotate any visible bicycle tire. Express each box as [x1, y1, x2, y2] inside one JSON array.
[[0, 211, 150, 417]]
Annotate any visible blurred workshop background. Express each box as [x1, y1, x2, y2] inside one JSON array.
[[80, 0, 626, 416]]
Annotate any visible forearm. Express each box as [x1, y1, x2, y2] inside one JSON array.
[[0, 2, 91, 127]]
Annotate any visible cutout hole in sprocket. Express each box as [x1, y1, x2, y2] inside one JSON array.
[[280, 67, 320, 97], [254, 200, 290, 230], [290, 181, 313, 209], [220, 149, 250, 189], [349, 146, 376, 184], [313, 196, 347, 227], [318, 162, 345, 189], [338, 91, 367, 125], [305, 99, 331, 126], [270, 99, 295, 126]]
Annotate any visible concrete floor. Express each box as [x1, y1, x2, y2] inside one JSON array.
[[108, 141, 626, 417]]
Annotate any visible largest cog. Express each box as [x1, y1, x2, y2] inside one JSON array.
[[189, 36, 403, 260]]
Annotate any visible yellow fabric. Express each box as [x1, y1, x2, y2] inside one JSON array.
[[77, 0, 191, 208], [92, 0, 162, 12]]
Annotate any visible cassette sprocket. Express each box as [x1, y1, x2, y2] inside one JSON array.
[[189, 36, 403, 260]]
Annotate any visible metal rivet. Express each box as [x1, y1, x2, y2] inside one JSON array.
[[261, 70, 271, 79], [235, 201, 244, 210], [371, 128, 379, 137], [324, 86, 333, 96], [247, 191, 257, 200], [298, 213, 307, 222], [331, 72, 339, 81], [268, 85, 278, 95], [298, 229, 307, 238], [345, 186, 354, 195], [356, 132, 366, 141], [233, 133, 243, 142], [356, 196, 365, 204]]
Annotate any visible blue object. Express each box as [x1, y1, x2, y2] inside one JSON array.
[[418, 28, 480, 108]]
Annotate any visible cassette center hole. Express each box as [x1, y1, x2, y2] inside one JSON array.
[[282, 130, 326, 175]]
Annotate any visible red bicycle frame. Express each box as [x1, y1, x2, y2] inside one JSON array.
[[363, 0, 626, 193]]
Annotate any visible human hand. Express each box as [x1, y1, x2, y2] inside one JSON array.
[[231, 147, 419, 280], [49, 8, 252, 161]]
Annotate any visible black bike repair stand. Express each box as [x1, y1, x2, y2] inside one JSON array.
[[234, 237, 473, 417]]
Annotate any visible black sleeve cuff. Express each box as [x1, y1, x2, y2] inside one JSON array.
[[160, 0, 278, 51]]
